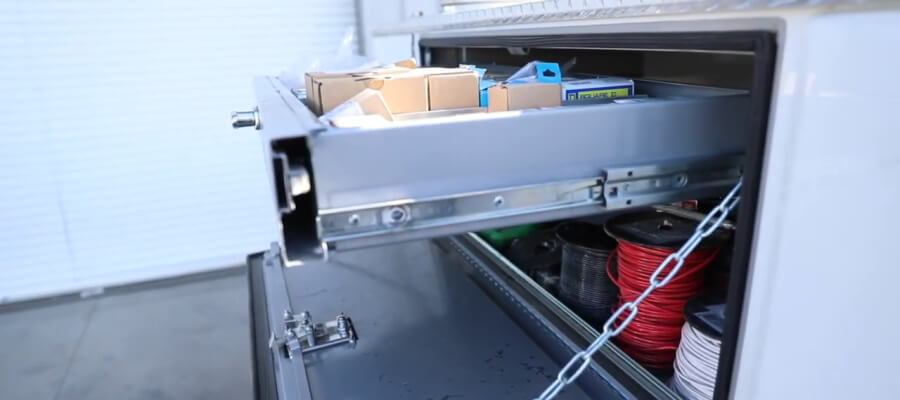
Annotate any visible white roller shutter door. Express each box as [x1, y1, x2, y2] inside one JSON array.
[[0, 0, 358, 302]]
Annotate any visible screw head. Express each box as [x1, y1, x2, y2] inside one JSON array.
[[383, 206, 409, 226], [493, 196, 505, 207], [348, 214, 360, 225]]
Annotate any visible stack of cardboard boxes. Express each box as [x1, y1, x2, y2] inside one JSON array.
[[306, 59, 636, 127], [307, 60, 481, 124]]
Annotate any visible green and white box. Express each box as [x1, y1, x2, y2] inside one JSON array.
[[561, 77, 634, 101]]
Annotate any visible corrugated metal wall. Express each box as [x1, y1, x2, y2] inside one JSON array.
[[0, 0, 358, 302]]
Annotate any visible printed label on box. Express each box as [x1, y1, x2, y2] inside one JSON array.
[[564, 85, 633, 101]]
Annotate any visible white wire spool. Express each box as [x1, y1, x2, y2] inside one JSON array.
[[671, 322, 721, 400]]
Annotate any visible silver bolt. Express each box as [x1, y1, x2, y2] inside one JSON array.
[[348, 214, 360, 225], [382, 206, 410, 226], [674, 174, 688, 187], [284, 338, 302, 359], [389, 207, 405, 222], [336, 314, 349, 337], [493, 196, 505, 207], [299, 312, 311, 326]]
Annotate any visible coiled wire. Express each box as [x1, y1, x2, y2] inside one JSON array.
[[671, 322, 721, 400], [606, 240, 719, 370], [557, 223, 618, 326]]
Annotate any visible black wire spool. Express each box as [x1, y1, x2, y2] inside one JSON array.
[[506, 229, 563, 277], [556, 222, 619, 326]]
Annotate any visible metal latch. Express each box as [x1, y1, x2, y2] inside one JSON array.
[[278, 311, 357, 359]]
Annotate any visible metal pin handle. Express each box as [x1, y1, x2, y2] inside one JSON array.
[[231, 108, 260, 129]]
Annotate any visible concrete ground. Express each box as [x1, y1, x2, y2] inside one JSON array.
[[0, 269, 253, 400]]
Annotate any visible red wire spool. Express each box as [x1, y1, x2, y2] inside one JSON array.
[[604, 212, 729, 371]]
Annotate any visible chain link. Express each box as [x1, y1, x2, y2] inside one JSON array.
[[535, 179, 743, 400]]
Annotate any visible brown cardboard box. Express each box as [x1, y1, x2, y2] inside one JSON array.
[[350, 89, 393, 121], [308, 70, 428, 115], [306, 67, 411, 114], [320, 89, 393, 123], [419, 68, 480, 111], [487, 82, 561, 112]]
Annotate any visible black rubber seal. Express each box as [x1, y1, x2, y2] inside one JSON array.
[[420, 31, 763, 52], [714, 31, 777, 400]]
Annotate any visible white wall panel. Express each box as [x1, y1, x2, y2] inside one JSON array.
[[0, 0, 358, 302]]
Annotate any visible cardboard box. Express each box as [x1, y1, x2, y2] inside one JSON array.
[[487, 82, 561, 112], [305, 67, 409, 113], [306, 68, 427, 115], [561, 77, 634, 101], [418, 68, 480, 111], [320, 89, 394, 124]]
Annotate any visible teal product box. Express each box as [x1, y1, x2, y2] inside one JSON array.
[[561, 77, 635, 101], [480, 79, 496, 107], [507, 61, 562, 84]]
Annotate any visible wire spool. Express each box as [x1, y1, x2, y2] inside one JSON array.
[[604, 211, 730, 371], [671, 298, 725, 400], [556, 222, 619, 326], [506, 229, 562, 277]]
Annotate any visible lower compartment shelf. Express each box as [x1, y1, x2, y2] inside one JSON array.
[[249, 230, 707, 399], [249, 241, 607, 399], [436, 233, 682, 400]]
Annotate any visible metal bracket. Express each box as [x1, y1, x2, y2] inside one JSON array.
[[602, 157, 742, 210], [279, 311, 358, 360]]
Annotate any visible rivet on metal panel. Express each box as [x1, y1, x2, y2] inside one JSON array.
[[493, 196, 505, 207]]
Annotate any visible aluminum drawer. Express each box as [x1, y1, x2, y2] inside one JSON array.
[[248, 78, 748, 265]]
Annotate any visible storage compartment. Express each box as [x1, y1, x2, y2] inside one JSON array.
[[252, 30, 775, 400], [411, 33, 772, 400]]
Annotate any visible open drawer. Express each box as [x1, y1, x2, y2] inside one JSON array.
[[256, 78, 748, 264]]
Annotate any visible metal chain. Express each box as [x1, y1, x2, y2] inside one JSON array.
[[534, 178, 743, 400]]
